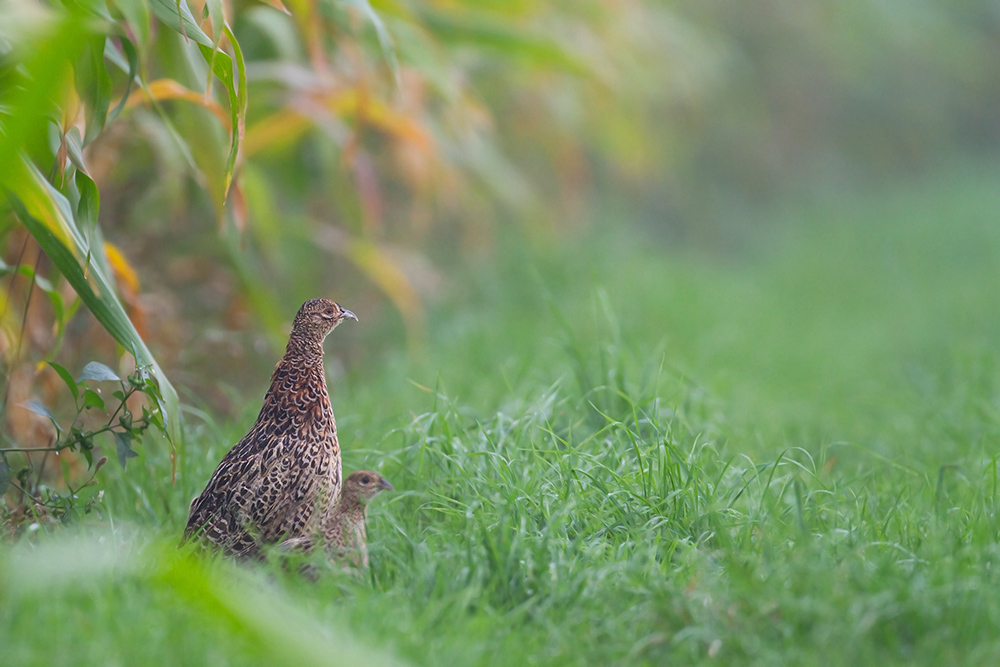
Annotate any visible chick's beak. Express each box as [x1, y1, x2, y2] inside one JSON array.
[[379, 477, 394, 491], [339, 307, 358, 322]]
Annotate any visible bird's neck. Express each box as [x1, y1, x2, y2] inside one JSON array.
[[282, 331, 326, 367], [258, 334, 330, 418], [330, 497, 366, 526]]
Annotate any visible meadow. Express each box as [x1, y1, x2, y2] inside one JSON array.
[[3, 162, 1000, 665]]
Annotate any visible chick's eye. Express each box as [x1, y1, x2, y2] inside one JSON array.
[[361, 476, 371, 484]]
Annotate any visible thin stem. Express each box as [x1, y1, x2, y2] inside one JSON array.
[[105, 383, 137, 426], [0, 446, 66, 454], [0, 234, 31, 415], [7, 478, 44, 505], [0, 418, 146, 455]]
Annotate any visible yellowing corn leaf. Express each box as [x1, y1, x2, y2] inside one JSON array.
[[329, 90, 433, 153], [244, 87, 431, 158], [256, 0, 291, 15], [348, 241, 422, 326], [103, 242, 141, 296], [127, 79, 231, 129], [242, 108, 312, 157], [315, 227, 424, 347]]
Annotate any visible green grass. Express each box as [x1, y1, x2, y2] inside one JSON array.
[[5, 163, 1000, 665]]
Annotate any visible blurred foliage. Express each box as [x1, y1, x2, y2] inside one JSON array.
[[2, 0, 1000, 504]]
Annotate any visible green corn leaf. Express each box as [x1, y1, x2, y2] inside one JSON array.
[[0, 14, 85, 186], [222, 23, 246, 201], [75, 169, 100, 238], [110, 0, 151, 52], [148, 0, 213, 46], [77, 34, 112, 145], [73, 0, 114, 22], [196, 25, 245, 204], [149, 1, 245, 205], [4, 155, 180, 443], [204, 0, 224, 40], [105, 36, 139, 126], [64, 127, 89, 177], [347, 0, 400, 84], [419, 8, 588, 75]]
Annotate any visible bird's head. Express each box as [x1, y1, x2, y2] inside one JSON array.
[[291, 298, 357, 341], [343, 470, 394, 503]]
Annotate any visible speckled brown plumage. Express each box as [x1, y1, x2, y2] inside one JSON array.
[[183, 298, 357, 558], [281, 469, 393, 570]]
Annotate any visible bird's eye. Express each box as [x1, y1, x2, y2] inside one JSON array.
[[361, 475, 371, 484]]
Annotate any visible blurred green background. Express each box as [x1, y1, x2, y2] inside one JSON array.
[[4, 0, 998, 410], [3, 1, 1000, 665]]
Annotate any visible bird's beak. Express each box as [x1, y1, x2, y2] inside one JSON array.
[[340, 308, 358, 322], [379, 477, 394, 491]]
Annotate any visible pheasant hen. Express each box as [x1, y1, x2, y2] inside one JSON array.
[[183, 298, 356, 557]]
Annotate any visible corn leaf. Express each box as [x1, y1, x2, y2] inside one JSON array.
[[0, 14, 84, 189], [204, 0, 225, 40], [104, 36, 139, 126], [257, 0, 291, 16], [110, 0, 151, 52], [222, 23, 247, 197], [149, 1, 245, 204], [148, 0, 213, 46], [419, 8, 588, 75], [3, 155, 180, 443], [194, 37, 243, 205], [77, 34, 112, 144], [129, 79, 231, 128], [345, 0, 400, 84]]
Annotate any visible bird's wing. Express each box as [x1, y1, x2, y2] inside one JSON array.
[[249, 440, 339, 543], [183, 435, 251, 541], [182, 428, 280, 554], [277, 534, 316, 554], [183, 421, 340, 553]]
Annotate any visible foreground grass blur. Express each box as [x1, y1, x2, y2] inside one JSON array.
[[3, 165, 1000, 664]]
